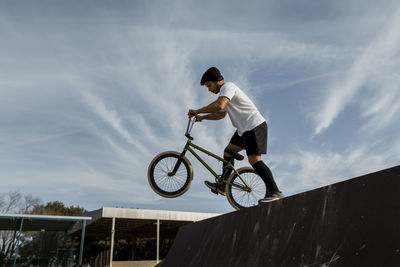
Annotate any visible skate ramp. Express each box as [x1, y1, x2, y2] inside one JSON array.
[[162, 165, 400, 267]]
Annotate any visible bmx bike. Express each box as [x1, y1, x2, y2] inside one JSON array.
[[147, 118, 269, 210]]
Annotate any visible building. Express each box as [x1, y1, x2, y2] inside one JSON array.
[[0, 213, 92, 266], [70, 207, 220, 267]]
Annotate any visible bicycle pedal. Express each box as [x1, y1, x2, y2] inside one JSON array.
[[217, 179, 227, 185], [211, 188, 219, 195]]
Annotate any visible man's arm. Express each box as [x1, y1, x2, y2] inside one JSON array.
[[188, 96, 229, 117], [195, 111, 227, 122]]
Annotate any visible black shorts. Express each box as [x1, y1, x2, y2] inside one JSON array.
[[229, 121, 268, 155]]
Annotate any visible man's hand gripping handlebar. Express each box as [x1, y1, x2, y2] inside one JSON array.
[[185, 117, 196, 140], [188, 109, 204, 122]]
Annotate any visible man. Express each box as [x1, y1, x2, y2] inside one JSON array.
[[188, 67, 283, 203]]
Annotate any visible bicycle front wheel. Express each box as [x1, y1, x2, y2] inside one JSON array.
[[147, 151, 193, 198], [226, 167, 268, 210]]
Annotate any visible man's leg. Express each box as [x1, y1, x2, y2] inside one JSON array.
[[248, 154, 280, 196], [222, 143, 243, 180], [204, 143, 243, 195]]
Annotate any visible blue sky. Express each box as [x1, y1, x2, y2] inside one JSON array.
[[1, 0, 399, 213]]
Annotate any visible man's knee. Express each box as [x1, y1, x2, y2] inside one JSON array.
[[224, 148, 232, 157], [248, 154, 261, 165], [224, 143, 243, 157]]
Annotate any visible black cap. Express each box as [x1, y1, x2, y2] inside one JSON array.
[[200, 67, 224, 85]]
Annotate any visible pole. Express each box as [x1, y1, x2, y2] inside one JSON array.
[[110, 217, 116, 267], [13, 218, 24, 267], [156, 219, 160, 264], [78, 220, 86, 266]]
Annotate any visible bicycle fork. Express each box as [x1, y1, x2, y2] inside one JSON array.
[[168, 143, 190, 177]]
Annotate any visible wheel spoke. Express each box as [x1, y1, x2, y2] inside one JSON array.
[[228, 170, 267, 209], [150, 154, 190, 196]]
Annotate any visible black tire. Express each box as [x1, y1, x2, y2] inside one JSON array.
[[226, 167, 268, 210], [147, 151, 193, 198]]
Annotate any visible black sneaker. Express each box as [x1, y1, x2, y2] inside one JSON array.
[[258, 192, 284, 204], [204, 181, 226, 196]]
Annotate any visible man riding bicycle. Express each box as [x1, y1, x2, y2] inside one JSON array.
[[188, 67, 283, 203]]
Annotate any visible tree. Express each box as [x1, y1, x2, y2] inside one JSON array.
[[0, 191, 40, 265], [0, 192, 86, 265], [18, 201, 86, 265], [30, 201, 85, 216]]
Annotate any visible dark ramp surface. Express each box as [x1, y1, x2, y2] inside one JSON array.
[[162, 165, 400, 267]]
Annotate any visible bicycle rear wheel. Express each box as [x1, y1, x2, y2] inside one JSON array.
[[226, 167, 268, 210], [147, 151, 193, 198]]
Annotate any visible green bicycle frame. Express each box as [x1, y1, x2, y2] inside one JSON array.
[[175, 139, 251, 192]]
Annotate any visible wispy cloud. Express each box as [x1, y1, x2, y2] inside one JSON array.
[[360, 85, 400, 133], [312, 5, 400, 135], [1, 1, 400, 213], [80, 89, 152, 157], [273, 139, 400, 195]]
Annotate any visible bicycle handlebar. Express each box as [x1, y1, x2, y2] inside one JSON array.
[[185, 117, 196, 140]]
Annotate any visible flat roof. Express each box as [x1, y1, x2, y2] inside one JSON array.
[[70, 207, 220, 238], [86, 207, 220, 222], [0, 214, 92, 232]]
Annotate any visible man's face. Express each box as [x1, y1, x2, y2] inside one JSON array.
[[204, 81, 220, 94]]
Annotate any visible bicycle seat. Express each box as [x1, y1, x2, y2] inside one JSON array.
[[225, 149, 244, 161]]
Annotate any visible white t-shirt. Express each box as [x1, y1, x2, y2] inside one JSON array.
[[219, 82, 265, 136]]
